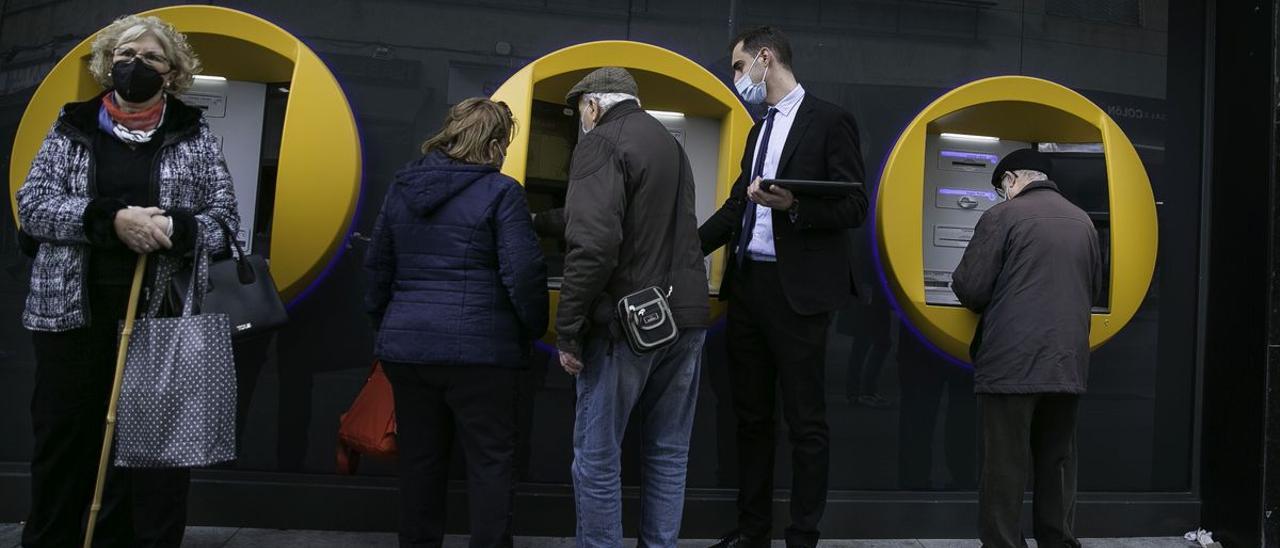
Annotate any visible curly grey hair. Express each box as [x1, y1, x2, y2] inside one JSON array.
[[582, 92, 641, 113], [87, 15, 202, 95], [1011, 169, 1049, 182]]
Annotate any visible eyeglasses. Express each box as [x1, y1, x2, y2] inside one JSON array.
[[113, 47, 170, 69]]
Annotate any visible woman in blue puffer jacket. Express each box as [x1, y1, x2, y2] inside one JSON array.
[[364, 97, 548, 548]]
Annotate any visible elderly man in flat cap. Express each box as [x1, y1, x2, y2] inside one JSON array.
[[952, 148, 1103, 548], [555, 67, 709, 546]]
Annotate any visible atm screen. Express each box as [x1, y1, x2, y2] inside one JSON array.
[[525, 99, 578, 281], [1043, 152, 1109, 215], [1041, 151, 1111, 310]]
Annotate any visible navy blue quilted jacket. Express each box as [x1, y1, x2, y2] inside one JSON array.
[[364, 151, 549, 368]]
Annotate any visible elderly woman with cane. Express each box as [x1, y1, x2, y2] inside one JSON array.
[[16, 14, 238, 547]]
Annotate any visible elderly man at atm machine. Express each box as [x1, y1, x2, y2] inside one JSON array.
[[698, 25, 869, 548], [554, 67, 711, 547], [951, 148, 1103, 548]]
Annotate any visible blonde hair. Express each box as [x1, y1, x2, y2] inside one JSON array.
[[88, 15, 202, 95], [421, 98, 517, 167]]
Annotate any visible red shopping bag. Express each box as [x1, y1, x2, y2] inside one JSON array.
[[336, 361, 397, 474]]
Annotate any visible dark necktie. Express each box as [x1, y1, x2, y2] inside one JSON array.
[[735, 107, 779, 266]]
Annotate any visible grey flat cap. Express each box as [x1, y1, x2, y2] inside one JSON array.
[[565, 67, 639, 106]]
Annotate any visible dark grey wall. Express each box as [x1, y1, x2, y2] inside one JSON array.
[[0, 0, 1208, 536]]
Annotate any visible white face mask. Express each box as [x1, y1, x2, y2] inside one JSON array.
[[579, 102, 597, 134], [999, 173, 1016, 200], [734, 52, 768, 105]]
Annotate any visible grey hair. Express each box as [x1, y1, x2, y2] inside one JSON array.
[[583, 92, 641, 113], [1012, 169, 1049, 182], [88, 15, 202, 95]]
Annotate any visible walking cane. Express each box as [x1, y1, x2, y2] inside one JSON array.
[[83, 253, 147, 548]]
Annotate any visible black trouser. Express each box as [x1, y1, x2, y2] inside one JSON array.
[[978, 394, 1081, 548], [382, 362, 519, 548], [726, 261, 831, 546], [24, 284, 190, 548]]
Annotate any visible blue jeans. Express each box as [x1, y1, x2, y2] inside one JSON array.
[[571, 328, 707, 548]]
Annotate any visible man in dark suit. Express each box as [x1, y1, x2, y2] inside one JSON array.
[[700, 26, 869, 548]]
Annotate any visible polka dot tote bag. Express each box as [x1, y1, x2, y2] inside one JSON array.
[[114, 251, 237, 468]]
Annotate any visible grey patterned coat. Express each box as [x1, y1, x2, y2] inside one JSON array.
[[17, 92, 239, 332]]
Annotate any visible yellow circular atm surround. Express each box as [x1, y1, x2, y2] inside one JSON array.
[[490, 40, 754, 327], [8, 5, 361, 302], [877, 75, 1158, 363]]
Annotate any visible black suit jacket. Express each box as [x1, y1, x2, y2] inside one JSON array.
[[698, 92, 868, 315]]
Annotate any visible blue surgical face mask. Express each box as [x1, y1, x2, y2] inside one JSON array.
[[734, 53, 768, 105]]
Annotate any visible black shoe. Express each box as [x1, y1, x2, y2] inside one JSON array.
[[709, 531, 770, 548], [856, 393, 894, 409]]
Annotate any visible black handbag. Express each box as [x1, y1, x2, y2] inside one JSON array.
[[171, 218, 288, 339], [616, 285, 678, 354]]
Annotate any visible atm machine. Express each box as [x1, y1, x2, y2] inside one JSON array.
[[921, 135, 1113, 311], [490, 40, 756, 334], [653, 111, 721, 280], [876, 75, 1156, 362], [178, 78, 269, 253], [523, 98, 722, 283], [650, 112, 722, 228], [922, 135, 1024, 306]]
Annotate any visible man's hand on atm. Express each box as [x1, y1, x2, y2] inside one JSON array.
[[532, 207, 567, 238], [748, 177, 795, 211]]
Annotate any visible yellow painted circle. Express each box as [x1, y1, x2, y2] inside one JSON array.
[[8, 5, 361, 302], [490, 40, 753, 329], [876, 76, 1157, 363]]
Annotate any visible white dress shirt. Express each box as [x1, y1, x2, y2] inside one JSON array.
[[746, 84, 805, 261]]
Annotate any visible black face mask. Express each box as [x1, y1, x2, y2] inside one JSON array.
[[111, 59, 166, 103]]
